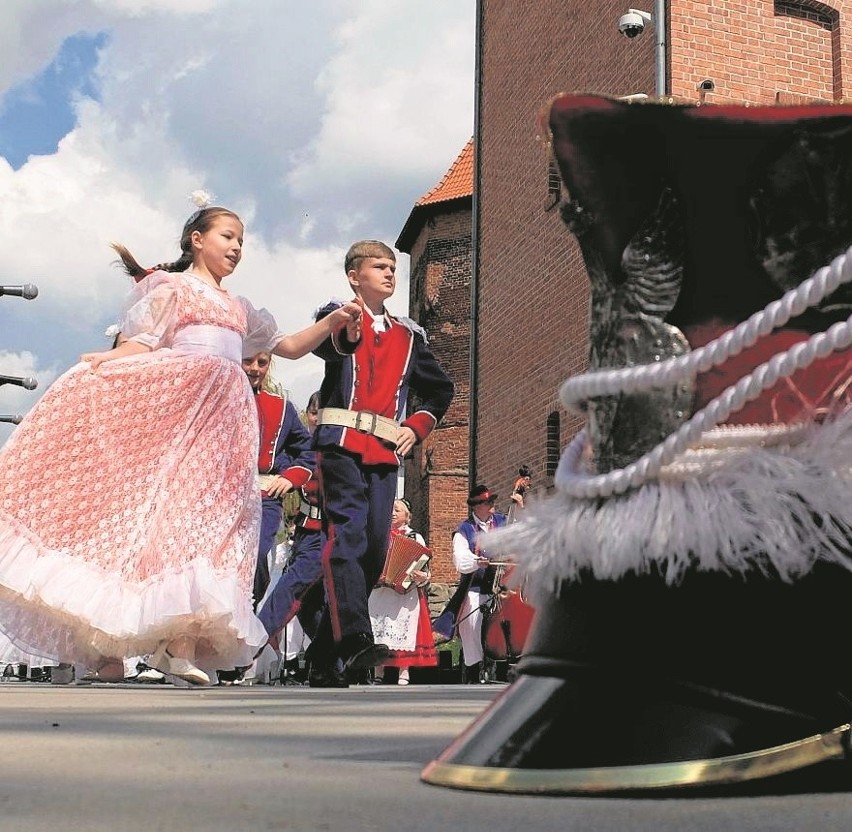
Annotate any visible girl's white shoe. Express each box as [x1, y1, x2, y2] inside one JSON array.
[[150, 643, 210, 686]]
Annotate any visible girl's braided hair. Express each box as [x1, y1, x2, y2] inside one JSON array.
[[111, 206, 242, 281]]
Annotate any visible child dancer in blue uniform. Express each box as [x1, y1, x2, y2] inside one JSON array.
[[308, 240, 454, 686]]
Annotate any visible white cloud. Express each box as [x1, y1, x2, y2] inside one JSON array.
[[90, 0, 220, 13], [0, 0, 475, 434], [0, 350, 60, 446], [288, 1, 476, 240]]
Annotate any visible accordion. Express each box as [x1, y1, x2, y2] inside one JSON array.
[[377, 534, 432, 594]]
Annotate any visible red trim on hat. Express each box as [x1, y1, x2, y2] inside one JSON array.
[[469, 490, 495, 505]]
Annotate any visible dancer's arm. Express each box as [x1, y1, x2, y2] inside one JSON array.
[[81, 340, 151, 371], [272, 301, 362, 359]]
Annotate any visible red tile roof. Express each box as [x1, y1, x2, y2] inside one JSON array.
[[396, 138, 474, 252], [415, 137, 474, 206]]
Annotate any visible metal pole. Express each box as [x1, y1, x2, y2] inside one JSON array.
[[469, 0, 484, 488], [655, 0, 667, 97]]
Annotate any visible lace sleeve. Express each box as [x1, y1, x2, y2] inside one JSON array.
[[238, 296, 287, 358], [119, 271, 180, 350]]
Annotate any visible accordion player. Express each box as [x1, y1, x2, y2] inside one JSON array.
[[377, 533, 431, 595]]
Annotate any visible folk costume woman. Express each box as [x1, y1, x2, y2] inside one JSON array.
[[369, 499, 436, 685], [0, 200, 360, 685]]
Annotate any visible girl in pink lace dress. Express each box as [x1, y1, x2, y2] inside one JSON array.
[[0, 206, 360, 685]]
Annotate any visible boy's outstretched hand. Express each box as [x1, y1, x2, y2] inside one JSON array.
[[328, 301, 362, 339], [345, 299, 363, 343]]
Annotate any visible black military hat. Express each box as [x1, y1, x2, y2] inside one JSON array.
[[547, 93, 852, 330], [423, 94, 852, 797], [467, 485, 498, 506]]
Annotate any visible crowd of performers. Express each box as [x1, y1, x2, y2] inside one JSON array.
[[0, 201, 531, 689], [11, 94, 852, 796], [0, 343, 527, 686]]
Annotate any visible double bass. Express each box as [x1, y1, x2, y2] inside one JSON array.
[[482, 476, 535, 662]]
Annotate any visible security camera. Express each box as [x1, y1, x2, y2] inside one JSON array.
[[618, 9, 652, 38], [696, 79, 715, 92], [618, 12, 644, 38]]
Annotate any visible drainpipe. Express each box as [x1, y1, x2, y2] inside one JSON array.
[[469, 0, 484, 488], [655, 0, 667, 97]]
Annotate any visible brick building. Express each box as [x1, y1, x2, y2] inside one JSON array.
[[392, 0, 852, 581], [396, 140, 474, 583], [472, 0, 852, 499]]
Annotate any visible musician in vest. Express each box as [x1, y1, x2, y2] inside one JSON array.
[[433, 485, 506, 684], [257, 391, 327, 659], [507, 464, 532, 519], [243, 351, 314, 608], [308, 240, 454, 687]]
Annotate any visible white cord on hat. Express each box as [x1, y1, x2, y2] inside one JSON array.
[[556, 245, 852, 498]]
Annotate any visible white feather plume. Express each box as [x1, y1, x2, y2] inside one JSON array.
[[489, 410, 852, 593]]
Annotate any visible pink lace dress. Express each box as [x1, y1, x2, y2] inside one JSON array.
[[0, 271, 279, 671]]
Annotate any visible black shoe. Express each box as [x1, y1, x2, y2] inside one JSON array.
[[346, 667, 375, 686], [464, 662, 483, 684], [308, 664, 349, 688], [217, 668, 246, 686], [339, 633, 391, 674], [279, 658, 306, 686]]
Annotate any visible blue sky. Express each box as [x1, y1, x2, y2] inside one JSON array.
[[0, 32, 106, 169], [0, 1, 476, 442]]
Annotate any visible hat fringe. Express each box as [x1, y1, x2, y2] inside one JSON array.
[[489, 410, 852, 594]]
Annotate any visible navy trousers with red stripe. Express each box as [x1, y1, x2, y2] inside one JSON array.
[[318, 448, 397, 645], [257, 526, 325, 642], [253, 496, 284, 609]]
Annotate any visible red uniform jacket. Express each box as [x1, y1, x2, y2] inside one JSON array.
[[312, 302, 454, 466]]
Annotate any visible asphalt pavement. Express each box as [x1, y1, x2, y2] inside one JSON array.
[[0, 680, 851, 832]]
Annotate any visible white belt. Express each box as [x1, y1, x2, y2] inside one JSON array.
[[317, 407, 399, 445], [257, 474, 279, 491]]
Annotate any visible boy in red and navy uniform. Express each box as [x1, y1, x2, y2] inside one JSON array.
[[258, 392, 327, 653], [308, 240, 454, 686], [243, 352, 314, 608]]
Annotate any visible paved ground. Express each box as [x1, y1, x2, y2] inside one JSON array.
[[0, 681, 851, 831]]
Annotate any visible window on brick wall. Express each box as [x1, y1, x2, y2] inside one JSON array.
[[546, 411, 561, 478], [774, 0, 840, 101]]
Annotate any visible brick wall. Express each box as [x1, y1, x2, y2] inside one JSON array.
[[404, 205, 472, 583], [475, 0, 650, 499], [475, 0, 852, 500], [670, 0, 852, 103]]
